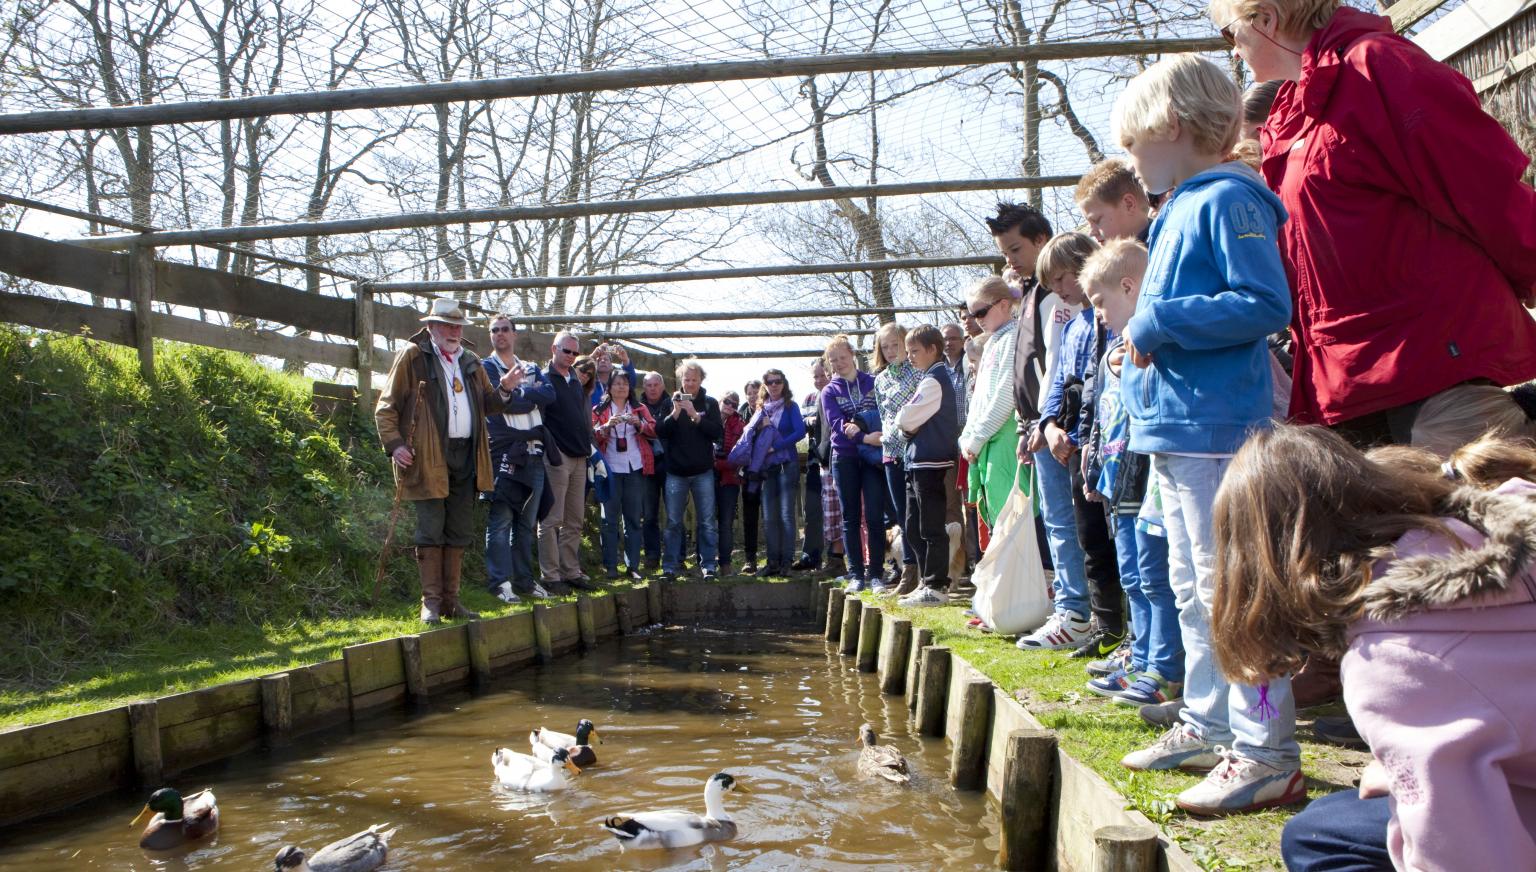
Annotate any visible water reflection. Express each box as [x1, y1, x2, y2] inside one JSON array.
[[0, 629, 999, 870]]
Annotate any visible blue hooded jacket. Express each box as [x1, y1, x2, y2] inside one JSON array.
[[1123, 162, 1292, 455]]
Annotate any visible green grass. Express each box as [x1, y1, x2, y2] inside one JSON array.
[[872, 595, 1368, 872]]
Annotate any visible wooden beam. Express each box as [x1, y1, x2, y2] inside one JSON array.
[[490, 304, 954, 326], [373, 255, 1001, 293], [589, 328, 878, 340], [74, 176, 1079, 249], [0, 39, 1224, 135], [129, 247, 156, 382], [683, 349, 833, 360], [354, 282, 374, 413], [1389, 0, 1454, 31]]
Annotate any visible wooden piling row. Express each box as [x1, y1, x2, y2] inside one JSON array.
[[825, 587, 845, 641], [855, 602, 882, 672], [260, 673, 293, 742], [1094, 825, 1160, 872], [877, 617, 911, 695], [905, 626, 933, 711], [401, 635, 429, 705], [127, 701, 161, 788], [576, 596, 597, 648], [532, 605, 555, 662], [838, 594, 862, 655], [915, 646, 951, 736], [949, 677, 993, 790], [646, 579, 663, 625], [999, 728, 1058, 871]]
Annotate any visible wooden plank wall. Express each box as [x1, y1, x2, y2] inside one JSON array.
[[0, 589, 657, 829]]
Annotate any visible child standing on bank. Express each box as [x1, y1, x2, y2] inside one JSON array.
[[894, 325, 961, 607], [1112, 54, 1298, 815]]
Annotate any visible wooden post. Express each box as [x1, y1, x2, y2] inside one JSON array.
[[825, 587, 845, 641], [646, 579, 663, 625], [467, 621, 493, 685], [128, 244, 155, 382], [878, 617, 912, 695], [813, 580, 830, 623], [353, 281, 374, 413], [915, 646, 951, 736], [127, 701, 162, 787], [260, 673, 293, 742], [532, 604, 555, 661], [906, 627, 933, 711], [999, 728, 1059, 871], [855, 602, 882, 672], [949, 677, 993, 790], [576, 596, 597, 648], [838, 593, 862, 656], [400, 635, 428, 705], [1093, 825, 1160, 872], [616, 592, 635, 635]]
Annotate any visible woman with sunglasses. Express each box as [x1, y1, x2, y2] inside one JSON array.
[[1211, 0, 1536, 452], [745, 369, 807, 576], [958, 276, 1021, 529]]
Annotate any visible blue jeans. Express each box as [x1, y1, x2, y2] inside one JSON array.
[[1281, 791, 1392, 872], [1113, 514, 1153, 670], [716, 482, 739, 567], [1135, 524, 1182, 683], [1033, 447, 1088, 619], [831, 455, 886, 578], [884, 459, 915, 565], [640, 471, 665, 564], [761, 458, 799, 569], [664, 471, 718, 573], [484, 461, 545, 593], [1154, 454, 1299, 768], [600, 470, 644, 573]]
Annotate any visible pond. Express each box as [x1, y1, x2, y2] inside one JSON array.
[[0, 627, 1001, 870]]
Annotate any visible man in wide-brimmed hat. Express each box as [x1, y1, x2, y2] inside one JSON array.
[[376, 298, 523, 623]]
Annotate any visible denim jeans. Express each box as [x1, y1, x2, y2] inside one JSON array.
[[664, 471, 718, 573], [884, 459, 915, 565], [484, 461, 545, 593], [831, 454, 886, 578], [600, 470, 645, 573], [800, 462, 824, 563], [1113, 514, 1152, 669], [1134, 524, 1182, 683], [1033, 447, 1088, 619], [1154, 453, 1299, 768], [1280, 791, 1392, 872], [716, 482, 740, 567], [640, 471, 665, 564], [761, 458, 799, 570]]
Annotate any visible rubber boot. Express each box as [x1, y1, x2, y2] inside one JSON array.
[[894, 562, 921, 597], [440, 546, 480, 620], [416, 545, 444, 624]]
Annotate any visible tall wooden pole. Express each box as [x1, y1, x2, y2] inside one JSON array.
[[129, 245, 156, 383]]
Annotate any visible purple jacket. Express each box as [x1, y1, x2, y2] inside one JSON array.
[[1342, 478, 1536, 871], [819, 372, 877, 459]]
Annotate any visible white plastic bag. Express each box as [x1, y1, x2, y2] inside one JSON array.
[[970, 482, 1052, 635]]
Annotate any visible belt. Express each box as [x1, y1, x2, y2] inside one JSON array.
[[448, 437, 472, 447]]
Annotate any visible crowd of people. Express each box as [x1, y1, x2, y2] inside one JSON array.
[[376, 0, 1536, 865]]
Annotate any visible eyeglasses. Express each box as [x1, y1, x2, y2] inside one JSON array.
[[490, 325, 513, 334], [1219, 14, 1250, 47], [764, 379, 785, 386], [969, 299, 1001, 320], [723, 401, 739, 407], [559, 348, 579, 356]]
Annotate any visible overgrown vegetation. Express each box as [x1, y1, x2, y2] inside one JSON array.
[[0, 328, 414, 705]]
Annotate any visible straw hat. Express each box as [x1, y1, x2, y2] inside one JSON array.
[[420, 298, 471, 326]]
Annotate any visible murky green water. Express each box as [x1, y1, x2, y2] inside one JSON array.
[[1, 628, 1000, 870]]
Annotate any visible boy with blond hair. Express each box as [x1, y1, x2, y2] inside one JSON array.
[[1074, 158, 1152, 244], [1110, 54, 1298, 815]]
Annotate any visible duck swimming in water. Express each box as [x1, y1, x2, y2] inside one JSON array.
[[856, 723, 910, 784], [131, 787, 219, 850], [493, 745, 582, 791], [272, 823, 394, 872], [602, 772, 749, 850], [529, 718, 601, 766]]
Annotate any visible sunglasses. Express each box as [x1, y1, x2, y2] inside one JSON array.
[[1219, 13, 1250, 46], [969, 299, 1001, 320], [490, 325, 513, 334], [764, 379, 785, 386], [559, 348, 579, 356]]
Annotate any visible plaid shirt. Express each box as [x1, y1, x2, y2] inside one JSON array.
[[874, 361, 924, 461]]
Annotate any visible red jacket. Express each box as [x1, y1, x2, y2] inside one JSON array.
[[592, 400, 657, 475], [715, 413, 744, 486], [1262, 8, 1536, 425]]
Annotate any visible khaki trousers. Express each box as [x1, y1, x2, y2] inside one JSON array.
[[538, 452, 588, 581]]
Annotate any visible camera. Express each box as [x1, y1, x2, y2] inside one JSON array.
[[674, 391, 687, 403]]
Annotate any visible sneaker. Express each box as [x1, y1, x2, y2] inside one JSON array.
[[845, 577, 868, 593], [492, 582, 520, 604], [1086, 648, 1132, 678], [1015, 612, 1092, 651], [526, 582, 552, 599], [1070, 629, 1125, 659], [791, 556, 818, 571], [899, 587, 949, 608], [1139, 698, 1188, 729], [700, 568, 718, 580], [869, 580, 889, 595], [741, 561, 759, 576], [1086, 665, 1138, 698], [1116, 673, 1183, 707], [1175, 750, 1306, 815], [1120, 724, 1222, 772]]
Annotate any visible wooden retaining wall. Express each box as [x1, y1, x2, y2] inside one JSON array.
[[0, 586, 650, 829], [663, 577, 818, 623]]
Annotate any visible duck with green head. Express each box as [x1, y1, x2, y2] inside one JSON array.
[[131, 787, 219, 850], [529, 717, 602, 766]]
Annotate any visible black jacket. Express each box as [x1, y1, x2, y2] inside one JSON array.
[[655, 388, 724, 476], [1012, 277, 1050, 436], [542, 361, 593, 458]]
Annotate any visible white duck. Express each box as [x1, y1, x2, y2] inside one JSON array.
[[492, 746, 581, 791], [272, 823, 395, 872], [601, 772, 749, 850], [529, 718, 601, 767]]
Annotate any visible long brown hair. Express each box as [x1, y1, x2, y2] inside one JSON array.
[[1370, 434, 1536, 490], [1211, 425, 1456, 684]]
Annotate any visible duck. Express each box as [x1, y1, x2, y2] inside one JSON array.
[[530, 718, 602, 767], [493, 746, 582, 791], [856, 723, 910, 784], [601, 772, 749, 850], [272, 823, 395, 872], [130, 787, 219, 850]]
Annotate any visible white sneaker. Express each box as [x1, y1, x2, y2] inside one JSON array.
[[1175, 749, 1306, 815], [1015, 611, 1092, 651], [899, 587, 948, 608], [528, 582, 551, 599], [493, 582, 520, 604], [1120, 723, 1223, 772]]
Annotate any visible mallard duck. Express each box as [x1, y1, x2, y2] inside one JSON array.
[[856, 724, 910, 784], [493, 746, 581, 791], [601, 772, 749, 850], [272, 823, 395, 872], [130, 787, 219, 850], [530, 718, 601, 766]]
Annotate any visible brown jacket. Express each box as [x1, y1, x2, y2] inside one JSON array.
[[375, 328, 509, 500]]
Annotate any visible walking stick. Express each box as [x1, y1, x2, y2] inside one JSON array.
[[374, 379, 427, 601]]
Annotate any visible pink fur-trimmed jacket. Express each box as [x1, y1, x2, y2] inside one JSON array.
[[1342, 479, 1536, 871]]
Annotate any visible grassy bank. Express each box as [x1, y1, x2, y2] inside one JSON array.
[[874, 594, 1367, 872]]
